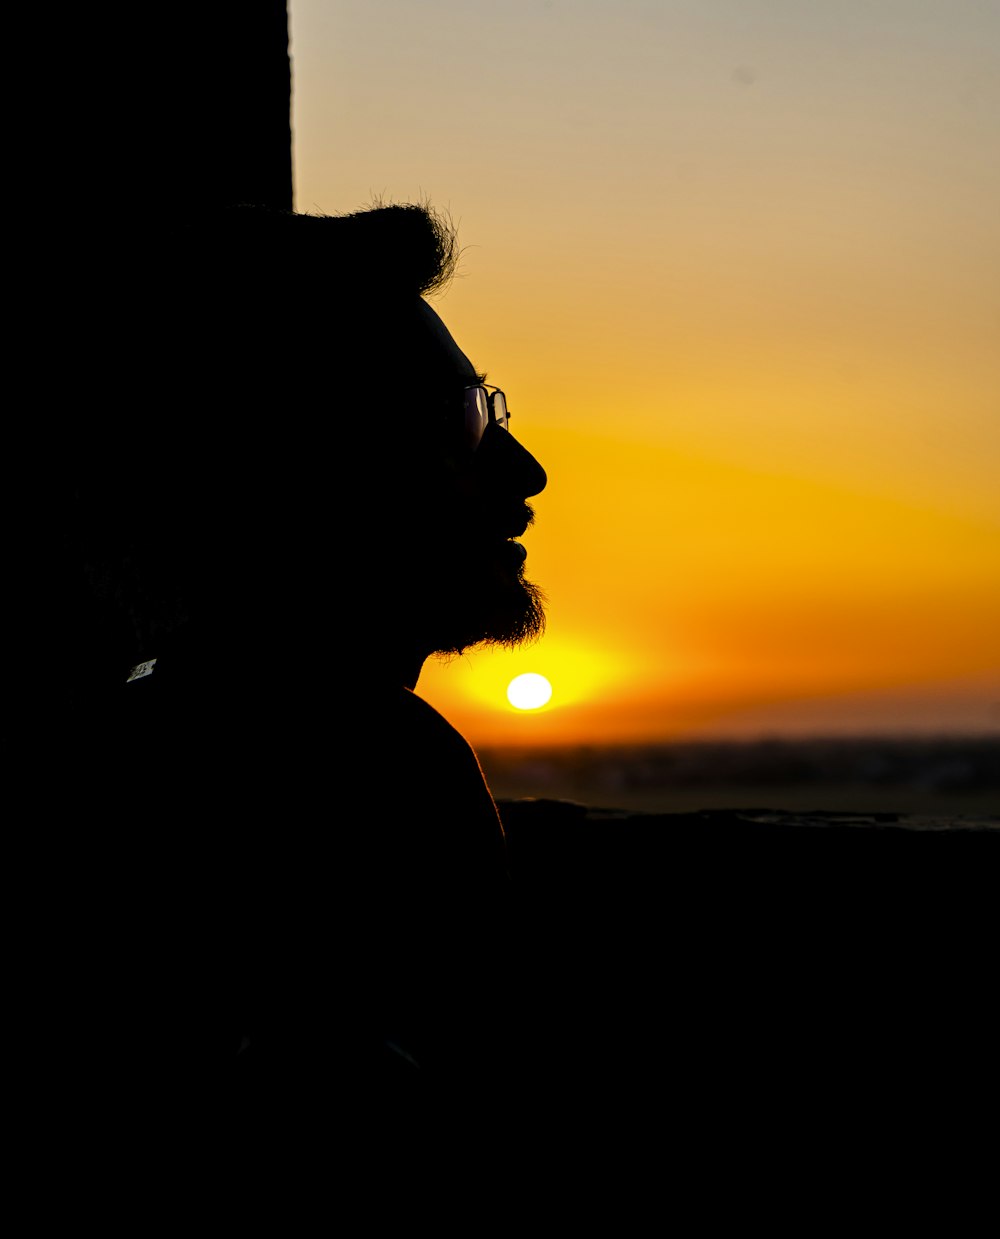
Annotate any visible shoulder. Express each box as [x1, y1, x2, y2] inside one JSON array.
[[396, 687, 479, 756], [395, 689, 497, 801]]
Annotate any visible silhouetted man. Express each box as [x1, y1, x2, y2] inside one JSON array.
[[42, 203, 548, 1179], [213, 203, 551, 1133]]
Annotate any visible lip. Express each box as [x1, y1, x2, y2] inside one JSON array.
[[478, 506, 533, 561], [502, 520, 530, 563], [498, 520, 530, 542], [491, 537, 527, 568]]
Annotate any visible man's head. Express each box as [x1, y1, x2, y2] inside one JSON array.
[[147, 202, 547, 685]]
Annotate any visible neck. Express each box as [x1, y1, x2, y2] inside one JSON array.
[[399, 650, 425, 691], [365, 639, 428, 694]]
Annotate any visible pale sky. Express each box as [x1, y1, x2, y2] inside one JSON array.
[[289, 0, 1000, 742]]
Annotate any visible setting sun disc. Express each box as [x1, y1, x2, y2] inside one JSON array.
[[506, 673, 553, 711]]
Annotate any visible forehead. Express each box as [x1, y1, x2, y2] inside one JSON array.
[[414, 299, 478, 384]]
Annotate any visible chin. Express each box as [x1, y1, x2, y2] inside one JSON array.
[[432, 574, 546, 656]]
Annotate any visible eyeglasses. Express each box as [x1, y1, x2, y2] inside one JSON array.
[[462, 384, 510, 451]]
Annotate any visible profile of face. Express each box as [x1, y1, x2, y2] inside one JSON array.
[[378, 300, 548, 669]]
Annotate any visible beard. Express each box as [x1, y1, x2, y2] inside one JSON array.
[[421, 496, 547, 655], [427, 563, 547, 657]]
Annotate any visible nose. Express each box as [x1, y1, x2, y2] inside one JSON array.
[[479, 423, 547, 497]]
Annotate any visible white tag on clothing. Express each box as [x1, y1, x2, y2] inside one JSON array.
[[126, 658, 157, 683]]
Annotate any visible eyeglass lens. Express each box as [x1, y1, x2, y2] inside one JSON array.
[[463, 386, 510, 448], [464, 387, 490, 447]]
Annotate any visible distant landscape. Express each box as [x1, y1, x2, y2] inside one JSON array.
[[478, 734, 1000, 817]]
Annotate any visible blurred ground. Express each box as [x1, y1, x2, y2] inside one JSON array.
[[479, 734, 999, 817]]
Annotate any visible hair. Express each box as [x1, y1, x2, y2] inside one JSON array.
[[203, 199, 461, 299], [156, 200, 459, 333]]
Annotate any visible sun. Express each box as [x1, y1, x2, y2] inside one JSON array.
[[506, 673, 553, 711]]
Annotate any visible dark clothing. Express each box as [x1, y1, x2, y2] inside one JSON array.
[[228, 684, 523, 1186], [16, 617, 523, 1182]]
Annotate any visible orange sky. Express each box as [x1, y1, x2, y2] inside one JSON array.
[[290, 0, 1000, 743]]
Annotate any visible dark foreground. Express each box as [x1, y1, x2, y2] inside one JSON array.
[[15, 796, 996, 1220], [493, 798, 997, 1196]]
